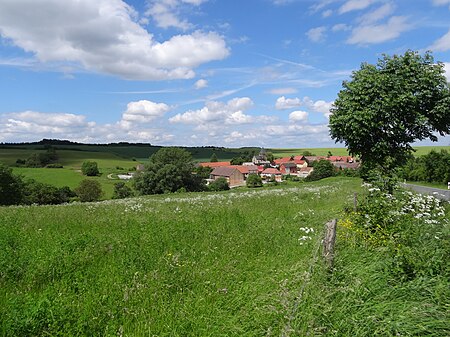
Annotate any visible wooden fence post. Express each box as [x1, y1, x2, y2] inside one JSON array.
[[323, 219, 337, 270], [353, 192, 358, 212]]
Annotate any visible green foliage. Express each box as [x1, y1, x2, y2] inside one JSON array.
[[0, 163, 23, 205], [81, 161, 99, 176], [246, 173, 263, 188], [330, 51, 450, 176], [399, 150, 450, 185], [112, 182, 134, 199], [301, 150, 315, 156], [208, 177, 230, 191], [210, 152, 218, 162], [22, 180, 74, 205], [75, 179, 103, 202], [193, 165, 212, 179], [305, 159, 335, 181], [230, 156, 245, 165], [0, 177, 363, 336], [133, 148, 205, 195]]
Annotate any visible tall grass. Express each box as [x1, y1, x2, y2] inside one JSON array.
[[0, 178, 360, 336]]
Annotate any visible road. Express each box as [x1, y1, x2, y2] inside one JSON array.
[[401, 183, 450, 201]]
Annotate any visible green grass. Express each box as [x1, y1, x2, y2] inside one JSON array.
[[0, 177, 361, 336]]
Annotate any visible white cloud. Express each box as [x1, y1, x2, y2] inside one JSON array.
[[432, 0, 450, 5], [169, 97, 254, 126], [322, 9, 333, 17], [195, 79, 208, 89], [0, 0, 229, 80], [121, 100, 170, 124], [347, 16, 410, 45], [275, 96, 301, 110], [306, 26, 327, 42], [339, 0, 378, 14], [444, 63, 450, 82], [358, 3, 395, 24], [332, 23, 351, 32], [145, 0, 208, 30], [289, 110, 309, 122], [429, 29, 450, 51], [268, 87, 298, 95], [302, 97, 333, 116]]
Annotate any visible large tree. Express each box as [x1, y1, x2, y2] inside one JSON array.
[[133, 147, 205, 194], [329, 51, 450, 177]]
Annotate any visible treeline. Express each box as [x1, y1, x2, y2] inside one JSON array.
[[398, 150, 450, 185]]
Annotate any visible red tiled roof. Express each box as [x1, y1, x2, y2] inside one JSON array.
[[262, 168, 282, 175], [198, 161, 231, 168], [210, 166, 242, 177], [229, 165, 258, 174]]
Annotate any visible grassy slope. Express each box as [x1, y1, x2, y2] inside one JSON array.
[[0, 178, 361, 336]]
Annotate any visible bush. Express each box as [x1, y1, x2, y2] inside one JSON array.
[[45, 163, 63, 168], [0, 163, 23, 205], [81, 161, 99, 176], [246, 174, 262, 188], [112, 182, 133, 199], [305, 159, 335, 181], [22, 180, 73, 205], [75, 179, 103, 202], [209, 177, 230, 191]]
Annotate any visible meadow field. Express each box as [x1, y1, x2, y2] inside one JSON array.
[[1, 177, 448, 336]]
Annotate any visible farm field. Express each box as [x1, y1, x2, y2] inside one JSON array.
[[1, 178, 361, 336]]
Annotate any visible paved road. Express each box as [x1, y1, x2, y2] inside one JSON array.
[[401, 183, 450, 201]]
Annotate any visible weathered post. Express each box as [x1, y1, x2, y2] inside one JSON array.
[[353, 192, 358, 211], [323, 219, 337, 270]]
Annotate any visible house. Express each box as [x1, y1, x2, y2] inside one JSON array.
[[231, 165, 259, 178], [274, 157, 307, 169], [198, 161, 231, 168], [304, 156, 327, 165], [261, 168, 282, 182], [298, 167, 314, 178], [252, 148, 271, 165], [279, 162, 298, 175], [210, 166, 245, 187], [332, 162, 360, 170]]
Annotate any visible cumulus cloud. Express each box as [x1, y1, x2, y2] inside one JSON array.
[[195, 79, 208, 89], [429, 29, 450, 51], [145, 0, 208, 30], [0, 0, 229, 80], [169, 97, 254, 126], [121, 100, 170, 125], [289, 110, 309, 122], [347, 16, 410, 45], [306, 26, 327, 42], [275, 96, 301, 110], [302, 97, 333, 116]]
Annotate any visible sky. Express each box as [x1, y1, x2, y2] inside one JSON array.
[[0, 0, 449, 148]]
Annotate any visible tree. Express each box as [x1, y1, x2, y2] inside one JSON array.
[[81, 161, 99, 176], [305, 159, 335, 181], [246, 173, 263, 188], [112, 182, 133, 199], [329, 51, 450, 180], [75, 179, 103, 202], [210, 152, 218, 162], [0, 163, 23, 205], [209, 177, 230, 191], [133, 147, 205, 195]]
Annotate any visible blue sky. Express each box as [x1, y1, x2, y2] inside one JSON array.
[[0, 0, 449, 148]]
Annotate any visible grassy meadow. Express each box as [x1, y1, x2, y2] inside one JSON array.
[[1, 178, 362, 336]]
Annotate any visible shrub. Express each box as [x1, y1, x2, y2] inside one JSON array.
[[22, 180, 73, 205], [112, 182, 133, 199], [75, 179, 103, 202], [0, 163, 23, 205], [246, 174, 262, 188], [81, 161, 99, 176], [305, 159, 335, 181], [45, 163, 63, 168], [209, 177, 230, 191]]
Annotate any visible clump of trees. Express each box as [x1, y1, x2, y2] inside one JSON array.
[[133, 147, 205, 195], [81, 161, 99, 176], [329, 51, 450, 190], [75, 179, 103, 202], [16, 146, 61, 168], [246, 173, 263, 188], [208, 177, 230, 191], [398, 150, 450, 185], [305, 160, 336, 182], [0, 163, 75, 205], [112, 182, 134, 199]]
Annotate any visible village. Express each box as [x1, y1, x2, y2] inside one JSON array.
[[198, 148, 359, 187]]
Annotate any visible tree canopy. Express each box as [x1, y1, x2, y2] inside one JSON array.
[[133, 147, 205, 195], [329, 51, 450, 176]]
